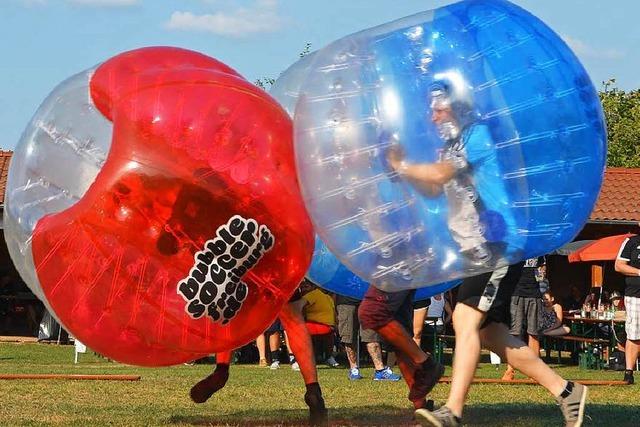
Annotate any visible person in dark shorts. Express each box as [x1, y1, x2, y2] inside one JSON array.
[[415, 263, 588, 427], [336, 293, 400, 381], [358, 286, 444, 411], [190, 283, 329, 426], [502, 256, 546, 380]]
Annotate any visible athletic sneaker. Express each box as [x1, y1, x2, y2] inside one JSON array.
[[415, 405, 461, 427], [305, 388, 328, 426], [189, 366, 230, 404], [269, 360, 280, 370], [624, 369, 634, 384], [325, 356, 339, 368], [556, 382, 588, 427], [373, 366, 401, 381], [291, 361, 300, 371], [409, 356, 445, 402], [348, 367, 363, 380]]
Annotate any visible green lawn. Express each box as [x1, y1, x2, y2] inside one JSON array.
[[0, 343, 637, 426]]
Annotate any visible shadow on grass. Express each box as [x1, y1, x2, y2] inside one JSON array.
[[464, 403, 638, 426], [171, 403, 639, 426], [169, 404, 413, 426]]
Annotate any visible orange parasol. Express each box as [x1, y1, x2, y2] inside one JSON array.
[[568, 233, 635, 263]]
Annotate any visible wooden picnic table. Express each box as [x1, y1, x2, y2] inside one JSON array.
[[564, 316, 625, 324]]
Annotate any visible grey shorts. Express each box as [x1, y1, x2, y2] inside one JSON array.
[[337, 304, 380, 344], [510, 296, 541, 337]]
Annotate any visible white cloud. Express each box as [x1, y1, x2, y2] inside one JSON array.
[[562, 35, 624, 60], [166, 0, 283, 38]]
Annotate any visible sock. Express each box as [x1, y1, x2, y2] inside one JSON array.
[[559, 381, 574, 399], [305, 382, 322, 397]]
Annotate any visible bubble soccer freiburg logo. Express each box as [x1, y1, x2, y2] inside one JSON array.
[[177, 215, 274, 324]]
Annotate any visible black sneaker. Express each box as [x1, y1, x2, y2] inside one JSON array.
[[415, 406, 461, 427], [304, 390, 328, 426], [624, 369, 634, 385], [190, 367, 229, 404], [409, 356, 445, 402]]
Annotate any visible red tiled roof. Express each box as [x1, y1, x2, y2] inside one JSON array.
[[0, 151, 12, 205], [0, 150, 636, 221], [590, 168, 640, 222]]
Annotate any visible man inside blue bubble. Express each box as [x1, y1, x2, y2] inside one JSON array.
[[387, 71, 519, 269], [387, 75, 587, 427]]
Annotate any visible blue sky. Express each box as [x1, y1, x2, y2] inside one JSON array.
[[1, 0, 638, 150]]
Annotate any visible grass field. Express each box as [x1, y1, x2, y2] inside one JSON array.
[[0, 342, 638, 426]]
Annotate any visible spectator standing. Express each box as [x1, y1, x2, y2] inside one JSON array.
[[502, 256, 545, 381], [614, 234, 640, 384], [336, 293, 400, 381]]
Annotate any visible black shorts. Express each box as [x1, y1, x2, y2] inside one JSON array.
[[456, 262, 524, 329], [413, 299, 431, 310], [358, 286, 415, 333]]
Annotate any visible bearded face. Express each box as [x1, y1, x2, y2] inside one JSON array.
[[436, 119, 460, 142]]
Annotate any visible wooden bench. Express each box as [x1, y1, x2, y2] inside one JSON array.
[[542, 335, 609, 369]]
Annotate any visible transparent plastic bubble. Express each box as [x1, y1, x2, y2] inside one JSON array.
[[6, 47, 314, 366], [293, 0, 606, 291]]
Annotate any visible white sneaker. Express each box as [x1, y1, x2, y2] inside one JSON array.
[[326, 356, 339, 368], [291, 361, 300, 371], [270, 360, 280, 370]]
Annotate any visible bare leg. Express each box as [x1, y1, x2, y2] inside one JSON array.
[[190, 351, 232, 403], [269, 331, 281, 361], [256, 334, 267, 365], [280, 300, 317, 385], [386, 351, 397, 369], [345, 343, 358, 369], [529, 334, 540, 358], [626, 339, 640, 370], [280, 299, 327, 426], [444, 303, 484, 418], [377, 320, 427, 365], [413, 308, 428, 347], [480, 322, 566, 396], [366, 342, 385, 371]]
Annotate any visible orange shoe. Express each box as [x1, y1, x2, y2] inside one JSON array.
[[501, 368, 515, 381]]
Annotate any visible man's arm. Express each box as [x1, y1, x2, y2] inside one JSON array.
[[399, 161, 457, 186], [387, 146, 456, 196], [614, 258, 640, 277], [614, 237, 639, 276]]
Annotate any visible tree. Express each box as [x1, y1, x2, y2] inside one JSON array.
[[254, 43, 312, 90], [599, 80, 640, 167]]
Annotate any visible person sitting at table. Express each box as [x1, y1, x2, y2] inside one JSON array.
[[562, 285, 584, 311], [610, 291, 626, 312], [539, 291, 570, 336]]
